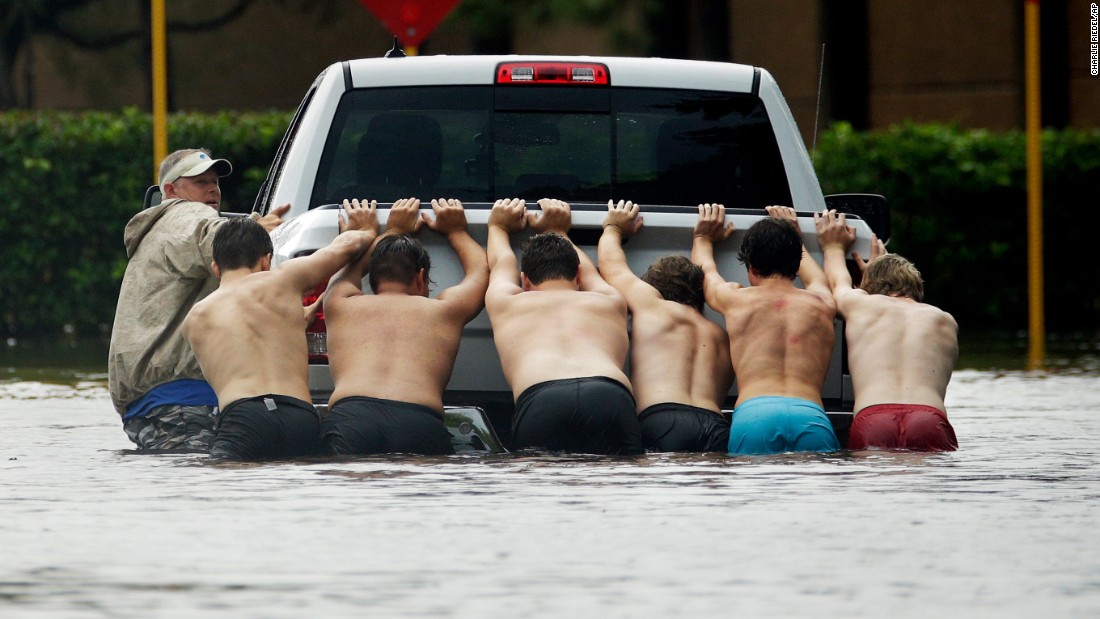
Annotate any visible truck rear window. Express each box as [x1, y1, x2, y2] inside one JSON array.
[[310, 85, 791, 208]]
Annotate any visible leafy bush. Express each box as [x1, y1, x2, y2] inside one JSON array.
[[0, 108, 291, 336], [815, 122, 1100, 330]]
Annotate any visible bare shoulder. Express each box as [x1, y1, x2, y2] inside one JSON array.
[[588, 288, 629, 314], [181, 300, 203, 332], [186, 291, 217, 318], [695, 308, 729, 343], [921, 302, 959, 330], [631, 297, 691, 327], [182, 291, 221, 339], [797, 285, 834, 307], [485, 285, 521, 312], [429, 291, 482, 322], [712, 281, 746, 306], [617, 279, 664, 311], [833, 286, 874, 314], [323, 290, 351, 312]]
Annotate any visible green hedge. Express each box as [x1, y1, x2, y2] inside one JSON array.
[[815, 122, 1100, 331], [1, 112, 1097, 336], [0, 108, 291, 336]]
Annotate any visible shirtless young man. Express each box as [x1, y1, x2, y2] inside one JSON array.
[[816, 209, 959, 451], [320, 198, 488, 456], [485, 198, 644, 455], [183, 200, 378, 460], [598, 200, 734, 452], [692, 204, 840, 455]]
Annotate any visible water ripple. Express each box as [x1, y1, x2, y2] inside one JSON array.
[[1, 370, 1099, 617]]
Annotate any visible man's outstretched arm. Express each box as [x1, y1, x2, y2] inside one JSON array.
[[692, 203, 736, 311], [325, 199, 381, 302], [814, 208, 859, 298], [485, 198, 526, 303], [288, 198, 378, 296], [598, 200, 660, 306], [425, 198, 489, 321], [853, 233, 887, 277], [256, 203, 291, 233]]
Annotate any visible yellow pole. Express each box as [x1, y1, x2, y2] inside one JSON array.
[[151, 0, 168, 183], [1025, 0, 1045, 369], [405, 44, 419, 56]]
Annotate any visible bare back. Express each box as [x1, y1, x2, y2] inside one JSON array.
[[629, 300, 732, 412], [325, 294, 468, 412], [717, 281, 836, 406], [838, 293, 958, 413], [488, 289, 631, 399], [184, 273, 312, 408]]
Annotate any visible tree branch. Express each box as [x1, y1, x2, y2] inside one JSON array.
[[40, 0, 261, 49], [170, 0, 260, 33]]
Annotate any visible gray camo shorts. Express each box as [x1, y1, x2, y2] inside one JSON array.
[[122, 404, 217, 452]]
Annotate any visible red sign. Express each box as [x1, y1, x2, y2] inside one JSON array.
[[358, 0, 462, 48]]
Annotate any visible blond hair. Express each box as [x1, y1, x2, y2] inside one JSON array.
[[860, 254, 924, 302]]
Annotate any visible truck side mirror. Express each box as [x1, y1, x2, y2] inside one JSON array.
[[143, 185, 162, 210], [824, 193, 890, 243]]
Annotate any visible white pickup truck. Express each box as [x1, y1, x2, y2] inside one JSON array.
[[249, 54, 889, 451]]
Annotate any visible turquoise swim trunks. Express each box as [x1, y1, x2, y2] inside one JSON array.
[[728, 396, 840, 455]]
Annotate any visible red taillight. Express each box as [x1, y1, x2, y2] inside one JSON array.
[[496, 62, 609, 85], [303, 282, 328, 363]]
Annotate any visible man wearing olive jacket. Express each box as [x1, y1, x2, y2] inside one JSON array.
[[108, 148, 287, 451]]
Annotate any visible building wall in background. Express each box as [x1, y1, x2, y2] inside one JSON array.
[[13, 0, 1100, 135], [1067, 0, 1099, 124], [729, 0, 823, 146]]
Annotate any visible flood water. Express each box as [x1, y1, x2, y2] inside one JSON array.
[[2, 336, 1099, 617]]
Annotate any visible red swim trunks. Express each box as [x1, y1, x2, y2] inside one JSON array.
[[848, 404, 958, 451]]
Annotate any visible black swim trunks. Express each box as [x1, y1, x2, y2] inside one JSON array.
[[211, 394, 322, 460], [638, 403, 731, 453], [321, 396, 455, 456], [512, 377, 644, 455]]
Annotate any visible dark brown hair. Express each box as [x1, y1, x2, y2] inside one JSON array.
[[368, 235, 432, 293], [737, 218, 801, 279], [641, 255, 705, 311], [520, 233, 579, 285], [212, 217, 272, 271]]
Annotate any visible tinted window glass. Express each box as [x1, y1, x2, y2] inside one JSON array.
[[495, 86, 609, 112], [494, 86, 611, 200], [493, 111, 611, 202], [614, 88, 791, 208], [312, 85, 790, 208], [312, 87, 493, 206]]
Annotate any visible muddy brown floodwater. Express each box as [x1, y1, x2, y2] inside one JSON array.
[[1, 341, 1098, 617]]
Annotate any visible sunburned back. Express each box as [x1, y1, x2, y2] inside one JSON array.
[[489, 289, 630, 398], [325, 294, 465, 412], [629, 301, 732, 412], [185, 273, 312, 408], [840, 295, 958, 412], [721, 284, 835, 406]]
